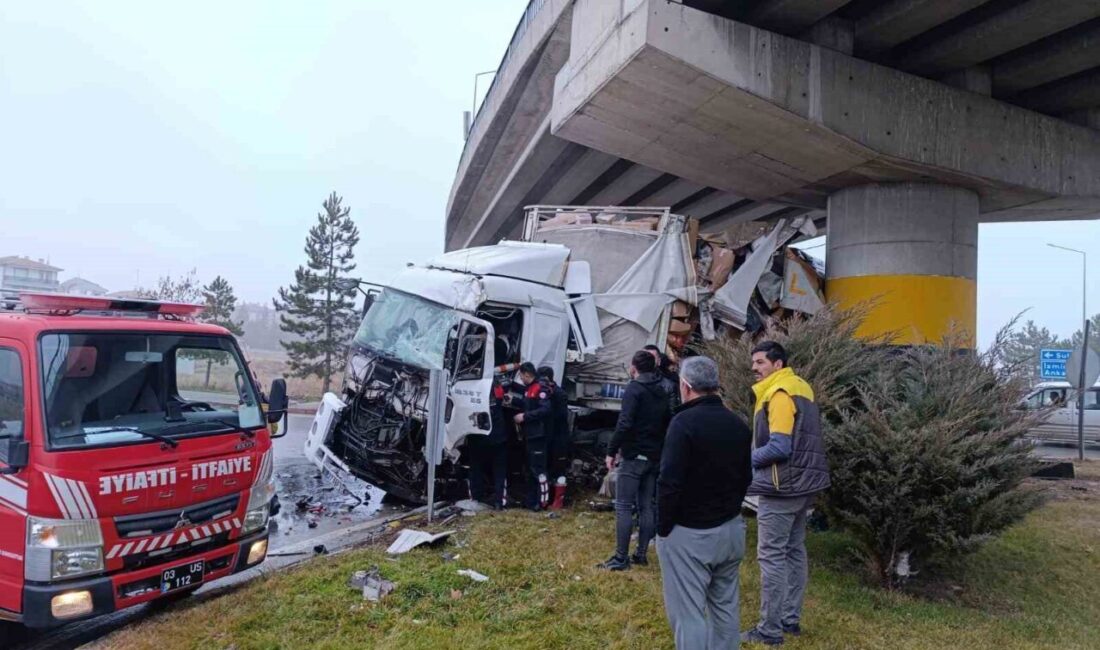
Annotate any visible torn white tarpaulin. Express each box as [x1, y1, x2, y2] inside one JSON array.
[[386, 529, 456, 555], [711, 221, 784, 327], [780, 250, 826, 315], [593, 232, 698, 331]]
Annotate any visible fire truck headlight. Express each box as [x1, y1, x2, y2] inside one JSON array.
[[246, 539, 268, 565], [28, 518, 102, 549], [27, 518, 105, 582], [242, 479, 274, 534], [51, 590, 94, 619], [242, 505, 269, 534], [51, 547, 105, 580]]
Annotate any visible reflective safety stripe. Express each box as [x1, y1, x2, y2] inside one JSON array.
[[106, 515, 243, 558]]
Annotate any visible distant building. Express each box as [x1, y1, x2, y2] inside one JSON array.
[[60, 277, 109, 297], [0, 256, 62, 293]]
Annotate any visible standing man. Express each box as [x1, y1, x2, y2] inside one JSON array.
[[514, 362, 552, 510], [465, 379, 509, 510], [600, 351, 671, 570], [743, 341, 830, 646], [657, 355, 752, 649], [537, 366, 571, 509], [644, 344, 680, 412]]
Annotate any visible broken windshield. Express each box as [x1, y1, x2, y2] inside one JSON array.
[[353, 289, 459, 369]]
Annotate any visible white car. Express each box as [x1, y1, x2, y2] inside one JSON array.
[[1023, 381, 1100, 445]]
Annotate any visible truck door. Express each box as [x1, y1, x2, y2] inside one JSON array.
[[0, 339, 28, 615], [444, 316, 495, 452], [527, 309, 569, 384]]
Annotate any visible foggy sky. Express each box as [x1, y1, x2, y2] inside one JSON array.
[[2, 0, 1097, 349]]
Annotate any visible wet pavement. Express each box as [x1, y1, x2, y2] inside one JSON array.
[[10, 414, 404, 650]]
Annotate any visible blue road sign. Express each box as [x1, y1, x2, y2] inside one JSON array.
[[1040, 349, 1072, 380]]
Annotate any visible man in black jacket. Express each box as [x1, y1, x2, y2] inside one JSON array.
[[537, 366, 571, 508], [657, 355, 752, 650], [644, 344, 680, 410], [600, 350, 671, 571], [514, 362, 552, 510]]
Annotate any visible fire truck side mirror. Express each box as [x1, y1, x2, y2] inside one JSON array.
[[0, 437, 29, 474], [266, 378, 288, 425]]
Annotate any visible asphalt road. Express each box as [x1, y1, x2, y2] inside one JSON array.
[[1033, 442, 1100, 461], [10, 413, 402, 650]]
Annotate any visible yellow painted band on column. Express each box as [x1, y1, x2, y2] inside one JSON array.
[[826, 274, 976, 346]]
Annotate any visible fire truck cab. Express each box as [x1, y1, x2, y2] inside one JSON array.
[[0, 293, 287, 632]]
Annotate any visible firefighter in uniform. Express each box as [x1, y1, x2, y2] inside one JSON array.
[[538, 366, 571, 509], [514, 362, 552, 510], [466, 379, 509, 510]]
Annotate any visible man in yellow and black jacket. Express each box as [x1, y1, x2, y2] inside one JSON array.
[[743, 341, 830, 647]]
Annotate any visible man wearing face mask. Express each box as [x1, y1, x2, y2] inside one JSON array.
[[600, 350, 670, 571]]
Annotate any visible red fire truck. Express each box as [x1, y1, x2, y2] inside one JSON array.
[[0, 293, 288, 634]]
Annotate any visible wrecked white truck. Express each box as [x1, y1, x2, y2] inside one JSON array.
[[304, 205, 824, 503]]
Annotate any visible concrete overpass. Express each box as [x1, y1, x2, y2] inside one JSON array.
[[447, 0, 1100, 344]]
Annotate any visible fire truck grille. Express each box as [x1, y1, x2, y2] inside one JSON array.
[[114, 494, 240, 538], [122, 531, 233, 571]]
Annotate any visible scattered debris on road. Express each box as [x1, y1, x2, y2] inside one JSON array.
[[457, 569, 489, 583], [348, 566, 395, 602], [386, 529, 456, 555], [455, 499, 491, 513]]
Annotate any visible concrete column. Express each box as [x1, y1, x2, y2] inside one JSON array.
[[826, 183, 979, 346]]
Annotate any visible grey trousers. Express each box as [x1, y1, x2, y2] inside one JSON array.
[[657, 516, 745, 650], [755, 495, 814, 640]]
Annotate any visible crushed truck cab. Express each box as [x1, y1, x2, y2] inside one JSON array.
[[0, 293, 287, 629], [306, 205, 823, 502]]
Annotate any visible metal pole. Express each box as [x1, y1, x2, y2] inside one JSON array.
[[470, 69, 498, 123], [1078, 319, 1090, 461], [425, 369, 447, 522]]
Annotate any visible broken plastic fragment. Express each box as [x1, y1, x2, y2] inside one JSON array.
[[457, 569, 489, 583], [386, 529, 456, 555]]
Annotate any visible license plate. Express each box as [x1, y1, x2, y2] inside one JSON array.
[[160, 560, 204, 594]]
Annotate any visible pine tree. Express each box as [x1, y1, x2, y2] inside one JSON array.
[[1067, 313, 1100, 354], [1003, 319, 1070, 382], [145, 269, 203, 303], [706, 307, 1044, 588], [274, 192, 360, 393], [200, 276, 245, 387]]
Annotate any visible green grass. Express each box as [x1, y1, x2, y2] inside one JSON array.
[[95, 471, 1100, 650]]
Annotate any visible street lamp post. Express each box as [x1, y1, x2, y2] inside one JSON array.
[[1047, 243, 1087, 328], [471, 70, 498, 119], [1047, 243, 1089, 461]]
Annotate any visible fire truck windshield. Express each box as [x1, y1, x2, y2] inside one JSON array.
[[39, 332, 263, 450]]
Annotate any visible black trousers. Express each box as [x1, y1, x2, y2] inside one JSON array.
[[547, 431, 571, 480], [614, 457, 659, 558], [524, 437, 549, 509], [468, 443, 507, 507]]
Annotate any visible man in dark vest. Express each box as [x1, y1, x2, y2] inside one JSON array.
[[743, 341, 830, 646]]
